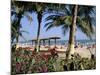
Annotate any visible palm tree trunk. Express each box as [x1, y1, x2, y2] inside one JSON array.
[[15, 36, 19, 50], [15, 15, 21, 50], [36, 12, 42, 52], [75, 28, 77, 46], [66, 5, 78, 59]]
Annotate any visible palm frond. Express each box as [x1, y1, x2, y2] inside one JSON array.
[[78, 18, 95, 39], [24, 12, 33, 24], [45, 14, 62, 22], [20, 30, 29, 34], [61, 24, 69, 36], [44, 22, 54, 28], [46, 24, 54, 31]]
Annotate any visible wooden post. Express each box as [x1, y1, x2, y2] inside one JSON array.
[[48, 39, 51, 47], [43, 40, 45, 46], [32, 40, 33, 45], [54, 39, 57, 47]]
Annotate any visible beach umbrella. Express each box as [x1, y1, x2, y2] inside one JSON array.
[[49, 36, 60, 47], [39, 38, 48, 46]]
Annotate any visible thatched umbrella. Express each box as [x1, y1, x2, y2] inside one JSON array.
[[30, 36, 60, 48], [48, 38, 50, 47], [31, 40, 34, 45], [40, 38, 48, 46], [49, 37, 60, 47], [29, 39, 37, 46]]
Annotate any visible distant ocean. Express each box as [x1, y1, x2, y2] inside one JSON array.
[[45, 40, 96, 46], [17, 39, 96, 46]]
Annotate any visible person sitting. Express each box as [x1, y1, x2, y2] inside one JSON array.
[[50, 48, 58, 58], [74, 45, 78, 48]]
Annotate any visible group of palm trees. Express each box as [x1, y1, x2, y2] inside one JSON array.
[[11, 0, 96, 59]]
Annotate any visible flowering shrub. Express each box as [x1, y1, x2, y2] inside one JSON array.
[[11, 47, 96, 74], [11, 48, 58, 74]]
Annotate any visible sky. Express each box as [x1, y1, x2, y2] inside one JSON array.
[[17, 4, 96, 42], [19, 12, 96, 42]]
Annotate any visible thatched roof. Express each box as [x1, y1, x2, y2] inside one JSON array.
[[29, 36, 61, 42], [49, 36, 60, 39]]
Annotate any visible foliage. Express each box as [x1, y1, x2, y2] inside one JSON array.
[[45, 5, 95, 38], [11, 48, 58, 74], [61, 53, 96, 71], [11, 47, 96, 74]]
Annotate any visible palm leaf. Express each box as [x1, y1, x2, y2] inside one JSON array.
[[46, 24, 54, 31], [78, 18, 94, 39], [61, 24, 69, 36]]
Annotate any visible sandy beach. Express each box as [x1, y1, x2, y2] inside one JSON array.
[[17, 44, 96, 59]]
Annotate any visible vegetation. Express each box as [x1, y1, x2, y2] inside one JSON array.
[[11, 0, 96, 74], [11, 47, 96, 74], [11, 1, 31, 49]]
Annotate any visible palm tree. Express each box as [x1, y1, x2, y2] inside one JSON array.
[[29, 3, 66, 52], [11, 6, 24, 49], [66, 5, 78, 59], [11, 19, 29, 44], [45, 4, 95, 59], [13, 1, 66, 52], [11, 1, 31, 49]]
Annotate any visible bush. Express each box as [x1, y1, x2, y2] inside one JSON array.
[[11, 48, 96, 74], [62, 53, 96, 71], [11, 48, 58, 74]]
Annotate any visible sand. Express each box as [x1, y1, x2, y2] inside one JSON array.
[[40, 45, 96, 59], [18, 44, 96, 59]]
